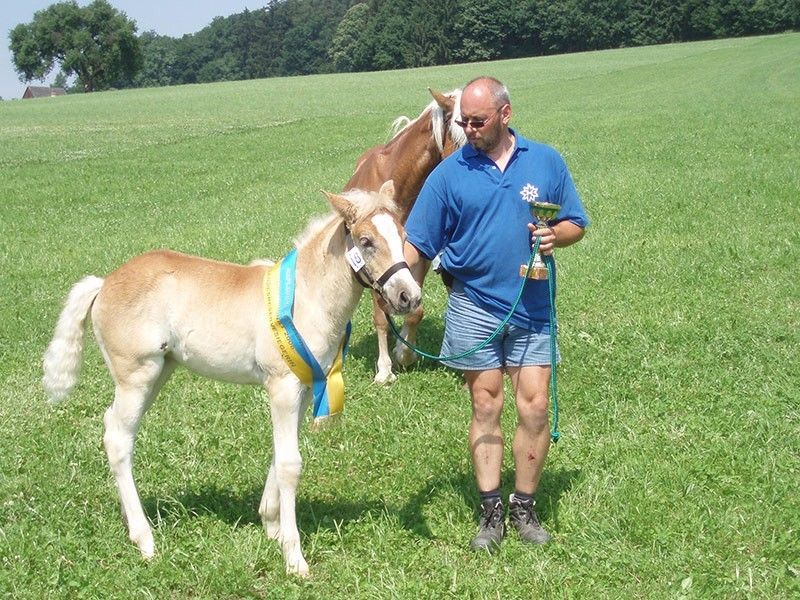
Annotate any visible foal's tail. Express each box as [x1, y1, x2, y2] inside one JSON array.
[[42, 276, 104, 403]]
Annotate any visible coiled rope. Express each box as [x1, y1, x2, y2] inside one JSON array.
[[386, 237, 560, 442]]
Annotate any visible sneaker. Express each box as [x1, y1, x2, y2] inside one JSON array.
[[469, 498, 505, 552], [508, 494, 551, 545]]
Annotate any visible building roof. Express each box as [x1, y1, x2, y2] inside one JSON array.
[[23, 86, 67, 99]]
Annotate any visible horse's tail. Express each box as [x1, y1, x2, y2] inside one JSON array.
[[42, 275, 104, 403]]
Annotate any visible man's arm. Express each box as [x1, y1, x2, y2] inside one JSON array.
[[403, 241, 431, 286], [528, 220, 586, 256]]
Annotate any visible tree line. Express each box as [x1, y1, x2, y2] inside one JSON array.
[[11, 0, 799, 92]]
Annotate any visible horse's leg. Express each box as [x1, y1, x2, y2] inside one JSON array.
[[103, 357, 174, 558], [394, 304, 423, 367], [263, 375, 308, 576], [394, 260, 431, 367], [260, 457, 280, 539], [372, 291, 396, 384], [259, 390, 309, 541]]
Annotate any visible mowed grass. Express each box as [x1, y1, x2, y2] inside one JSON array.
[[1, 33, 798, 599]]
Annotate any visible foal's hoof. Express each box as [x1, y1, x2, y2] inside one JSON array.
[[373, 369, 396, 385], [128, 523, 155, 560], [133, 535, 155, 559], [287, 562, 310, 578], [284, 549, 310, 577]]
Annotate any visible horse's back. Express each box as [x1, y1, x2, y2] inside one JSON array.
[[92, 250, 269, 383], [346, 145, 389, 191], [97, 249, 265, 308]]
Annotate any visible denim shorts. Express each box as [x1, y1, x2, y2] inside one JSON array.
[[440, 289, 559, 371]]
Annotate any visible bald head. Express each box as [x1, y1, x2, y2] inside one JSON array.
[[463, 77, 511, 109], [458, 76, 513, 156]]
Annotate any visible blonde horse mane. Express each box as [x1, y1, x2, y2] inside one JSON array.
[[293, 188, 397, 250], [389, 89, 466, 153]]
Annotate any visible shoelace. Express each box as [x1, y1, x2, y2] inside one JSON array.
[[481, 501, 504, 527], [510, 501, 538, 525]]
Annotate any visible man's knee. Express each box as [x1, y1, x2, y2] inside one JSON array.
[[473, 395, 503, 421], [516, 392, 549, 426], [469, 384, 504, 421]]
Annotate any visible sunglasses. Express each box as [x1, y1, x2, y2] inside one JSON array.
[[454, 106, 503, 129]]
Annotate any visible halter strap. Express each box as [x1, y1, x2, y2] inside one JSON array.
[[344, 228, 409, 293], [376, 261, 410, 287]]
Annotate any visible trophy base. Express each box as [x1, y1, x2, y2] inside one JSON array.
[[519, 264, 549, 280]]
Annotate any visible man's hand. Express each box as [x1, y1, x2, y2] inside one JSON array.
[[528, 223, 556, 256], [528, 220, 586, 255]]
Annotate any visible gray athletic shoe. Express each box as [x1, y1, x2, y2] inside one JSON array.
[[469, 498, 505, 552], [508, 494, 551, 544]]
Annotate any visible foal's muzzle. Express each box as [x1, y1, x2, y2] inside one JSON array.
[[385, 277, 421, 314]]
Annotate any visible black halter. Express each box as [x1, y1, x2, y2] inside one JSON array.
[[344, 227, 409, 293]]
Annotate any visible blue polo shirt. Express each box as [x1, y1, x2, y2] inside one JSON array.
[[405, 130, 589, 329]]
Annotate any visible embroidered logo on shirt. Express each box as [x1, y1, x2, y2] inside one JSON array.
[[520, 183, 540, 203]]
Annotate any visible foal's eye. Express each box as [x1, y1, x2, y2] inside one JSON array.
[[359, 236, 373, 248]]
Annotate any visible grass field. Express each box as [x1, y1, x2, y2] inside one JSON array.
[[1, 33, 798, 599]]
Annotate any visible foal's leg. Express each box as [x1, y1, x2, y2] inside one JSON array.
[[260, 456, 280, 540], [372, 292, 396, 384], [259, 387, 309, 540], [261, 375, 308, 575], [103, 357, 174, 558]]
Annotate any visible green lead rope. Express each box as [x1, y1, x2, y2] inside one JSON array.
[[386, 237, 561, 442]]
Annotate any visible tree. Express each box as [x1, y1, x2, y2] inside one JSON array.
[[9, 0, 141, 92], [407, 0, 459, 66], [330, 3, 371, 72], [52, 71, 69, 89], [134, 31, 179, 87], [453, 0, 512, 62], [276, 0, 351, 76]]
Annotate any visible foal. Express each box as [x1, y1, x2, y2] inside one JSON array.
[[344, 89, 466, 384], [42, 182, 420, 576]]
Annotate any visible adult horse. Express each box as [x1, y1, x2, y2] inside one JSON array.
[[42, 182, 420, 576], [344, 88, 467, 384]]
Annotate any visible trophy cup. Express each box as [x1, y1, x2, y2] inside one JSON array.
[[520, 201, 561, 280]]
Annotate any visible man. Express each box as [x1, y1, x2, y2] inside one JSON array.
[[403, 76, 589, 551]]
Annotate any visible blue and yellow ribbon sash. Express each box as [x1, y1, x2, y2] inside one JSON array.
[[264, 248, 351, 421]]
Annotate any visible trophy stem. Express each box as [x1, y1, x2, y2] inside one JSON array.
[[521, 201, 560, 280]]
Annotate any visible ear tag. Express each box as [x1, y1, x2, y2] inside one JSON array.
[[346, 246, 366, 272]]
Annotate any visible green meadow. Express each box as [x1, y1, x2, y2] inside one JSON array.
[[1, 33, 798, 599]]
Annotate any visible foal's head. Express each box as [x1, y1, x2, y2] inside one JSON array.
[[324, 180, 421, 315]]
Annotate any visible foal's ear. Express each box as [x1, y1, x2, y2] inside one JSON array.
[[429, 88, 455, 114], [378, 179, 395, 200], [322, 190, 358, 225]]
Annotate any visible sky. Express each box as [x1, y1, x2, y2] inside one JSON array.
[[0, 1, 263, 100]]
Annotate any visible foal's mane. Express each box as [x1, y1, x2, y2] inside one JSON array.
[[294, 188, 397, 249], [389, 89, 467, 153]]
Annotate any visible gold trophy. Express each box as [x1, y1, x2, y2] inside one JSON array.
[[520, 201, 561, 280]]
